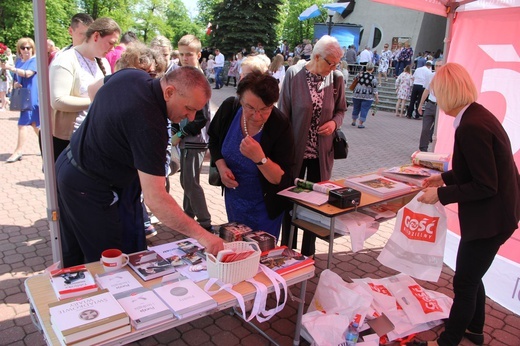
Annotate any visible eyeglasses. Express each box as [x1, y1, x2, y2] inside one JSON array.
[[321, 56, 337, 68], [21, 46, 32, 51], [242, 102, 273, 115]]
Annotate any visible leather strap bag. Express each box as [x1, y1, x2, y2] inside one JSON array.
[[333, 129, 348, 160], [10, 88, 31, 111]]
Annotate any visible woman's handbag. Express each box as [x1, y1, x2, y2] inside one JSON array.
[[333, 129, 348, 160], [10, 88, 31, 111], [208, 165, 222, 186], [348, 75, 359, 91]]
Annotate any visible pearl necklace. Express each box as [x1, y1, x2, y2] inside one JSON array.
[[243, 115, 264, 137]]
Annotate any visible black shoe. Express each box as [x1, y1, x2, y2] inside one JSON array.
[[406, 116, 412, 119], [464, 332, 484, 345], [213, 87, 220, 89]]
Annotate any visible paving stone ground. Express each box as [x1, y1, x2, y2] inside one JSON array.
[[0, 84, 518, 346]]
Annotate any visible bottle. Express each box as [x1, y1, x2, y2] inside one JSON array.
[[345, 322, 359, 346]]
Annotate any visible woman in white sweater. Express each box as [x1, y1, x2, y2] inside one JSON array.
[[50, 17, 120, 161]]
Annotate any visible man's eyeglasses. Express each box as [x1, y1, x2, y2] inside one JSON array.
[[242, 102, 273, 115], [21, 46, 32, 51], [321, 56, 337, 68]]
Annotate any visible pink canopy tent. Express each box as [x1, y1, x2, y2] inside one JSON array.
[[373, 0, 520, 315]]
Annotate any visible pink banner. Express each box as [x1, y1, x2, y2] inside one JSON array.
[[371, 0, 447, 17], [434, 7, 520, 262]]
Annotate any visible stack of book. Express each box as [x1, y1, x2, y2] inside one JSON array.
[[95, 269, 143, 296], [49, 265, 98, 300], [48, 289, 130, 345], [344, 174, 413, 199], [127, 249, 177, 281], [154, 279, 217, 319], [244, 231, 277, 252], [116, 287, 175, 330], [218, 222, 254, 242]]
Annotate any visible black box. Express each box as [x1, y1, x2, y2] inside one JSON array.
[[328, 187, 361, 209]]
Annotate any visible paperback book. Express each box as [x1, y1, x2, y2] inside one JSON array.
[[149, 239, 209, 282], [344, 174, 413, 199], [277, 179, 343, 206], [49, 265, 98, 300], [116, 287, 175, 330], [260, 246, 315, 275], [128, 250, 177, 281], [244, 231, 277, 252], [154, 279, 217, 319], [218, 222, 254, 241], [49, 289, 130, 345], [95, 269, 143, 296], [410, 151, 451, 172], [381, 164, 440, 187]]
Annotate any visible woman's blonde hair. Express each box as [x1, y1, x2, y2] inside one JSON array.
[[268, 54, 284, 73], [430, 62, 478, 113], [115, 43, 166, 77], [16, 38, 35, 56]]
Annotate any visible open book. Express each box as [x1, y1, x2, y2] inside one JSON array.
[[277, 179, 343, 205], [381, 164, 441, 187]]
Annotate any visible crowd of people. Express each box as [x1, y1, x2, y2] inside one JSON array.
[[2, 16, 519, 346]]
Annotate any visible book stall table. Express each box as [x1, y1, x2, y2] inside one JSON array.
[[25, 260, 315, 346], [287, 178, 420, 269]]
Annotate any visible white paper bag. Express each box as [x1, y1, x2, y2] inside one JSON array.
[[377, 195, 447, 281]]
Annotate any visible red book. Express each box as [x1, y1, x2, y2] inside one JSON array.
[[260, 246, 314, 275], [49, 265, 98, 300]]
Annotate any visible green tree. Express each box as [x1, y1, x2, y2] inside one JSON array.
[[208, 0, 283, 57], [165, 0, 204, 46], [0, 0, 77, 50], [279, 0, 329, 49]]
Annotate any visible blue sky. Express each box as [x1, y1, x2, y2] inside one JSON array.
[[181, 0, 198, 18]]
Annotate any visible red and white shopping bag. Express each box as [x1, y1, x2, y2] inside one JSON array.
[[377, 194, 447, 282]]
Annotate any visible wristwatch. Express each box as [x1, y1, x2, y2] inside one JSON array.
[[256, 157, 268, 165]]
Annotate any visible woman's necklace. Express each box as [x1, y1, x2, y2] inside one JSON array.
[[243, 115, 264, 137], [76, 49, 96, 77]]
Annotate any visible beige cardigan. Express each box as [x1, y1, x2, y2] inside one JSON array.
[[49, 48, 110, 140]]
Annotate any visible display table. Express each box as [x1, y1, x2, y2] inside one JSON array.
[[25, 261, 315, 346], [288, 178, 419, 268]]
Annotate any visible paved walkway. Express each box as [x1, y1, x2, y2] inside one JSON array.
[[0, 85, 518, 346]]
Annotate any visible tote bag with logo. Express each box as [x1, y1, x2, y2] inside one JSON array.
[[377, 194, 447, 282]]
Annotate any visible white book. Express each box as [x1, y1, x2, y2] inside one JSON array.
[[49, 265, 98, 300], [95, 269, 143, 296], [153, 279, 217, 319], [49, 289, 129, 344], [116, 287, 175, 330], [344, 174, 412, 199]]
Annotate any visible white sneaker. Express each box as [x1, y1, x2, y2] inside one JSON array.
[[150, 214, 160, 224]]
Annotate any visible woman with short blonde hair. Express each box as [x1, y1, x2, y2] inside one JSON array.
[[430, 62, 477, 113], [418, 62, 520, 346]]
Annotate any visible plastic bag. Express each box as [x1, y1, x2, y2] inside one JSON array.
[[377, 194, 447, 281], [303, 270, 372, 345]]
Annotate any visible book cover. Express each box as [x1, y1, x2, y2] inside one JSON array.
[[116, 287, 174, 329], [49, 289, 129, 344], [344, 174, 412, 198], [153, 279, 217, 318], [381, 165, 440, 187], [128, 250, 177, 281], [95, 269, 143, 296], [260, 246, 315, 275], [49, 264, 98, 300]]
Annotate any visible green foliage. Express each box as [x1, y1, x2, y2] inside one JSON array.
[[0, 0, 77, 50], [208, 0, 283, 57], [278, 0, 329, 49]]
